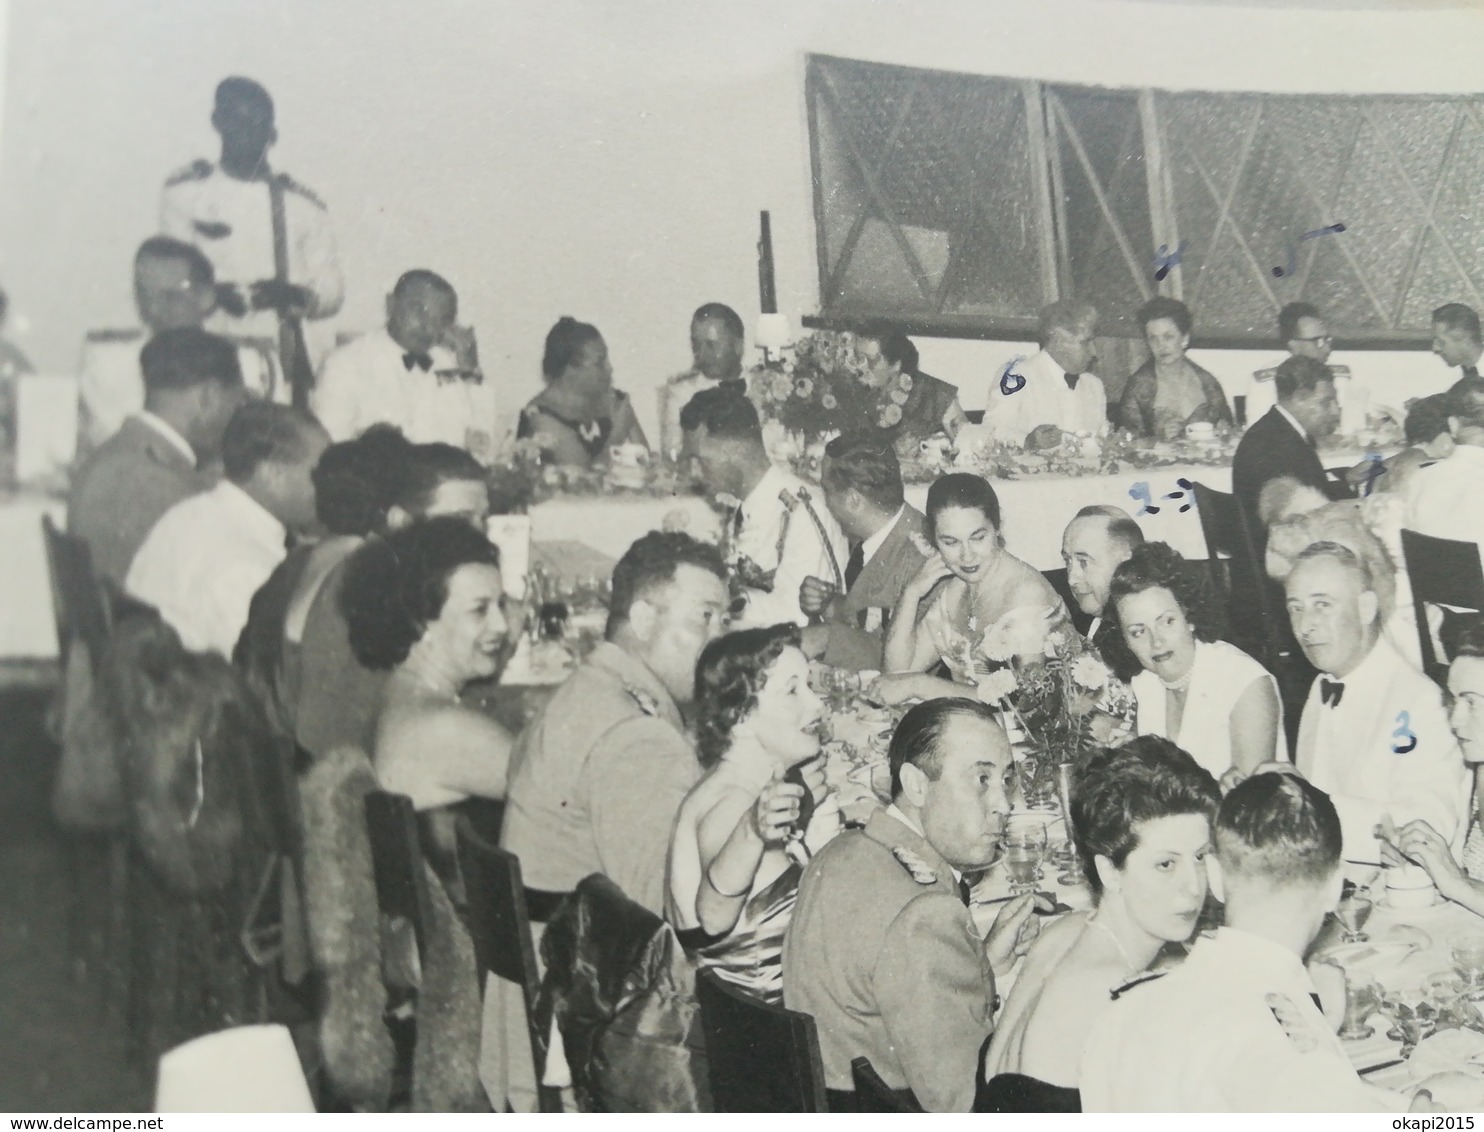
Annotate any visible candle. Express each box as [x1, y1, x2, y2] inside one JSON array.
[[758, 210, 778, 315]]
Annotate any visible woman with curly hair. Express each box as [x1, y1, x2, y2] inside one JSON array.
[[1115, 297, 1232, 439], [1109, 541, 1283, 784], [980, 737, 1219, 1111], [341, 516, 513, 809], [665, 624, 840, 1003]]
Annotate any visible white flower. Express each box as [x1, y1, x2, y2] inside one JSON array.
[[1070, 653, 1110, 691], [662, 508, 691, 533], [975, 668, 1019, 705], [981, 604, 1059, 662]]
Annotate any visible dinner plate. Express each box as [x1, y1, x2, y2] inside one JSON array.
[[1320, 940, 1422, 970]]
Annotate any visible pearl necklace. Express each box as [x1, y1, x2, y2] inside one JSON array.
[[1158, 666, 1194, 694]]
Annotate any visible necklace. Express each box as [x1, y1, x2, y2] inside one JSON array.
[[1158, 665, 1194, 693], [1087, 910, 1141, 983]]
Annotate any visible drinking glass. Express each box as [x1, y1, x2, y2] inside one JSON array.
[[1052, 762, 1082, 885], [1339, 971, 1380, 1041], [1452, 936, 1484, 1000], [1001, 814, 1049, 896], [1378, 994, 1435, 1059], [1334, 889, 1374, 944]]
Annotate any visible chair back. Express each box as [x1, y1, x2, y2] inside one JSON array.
[[1400, 528, 1484, 685], [1040, 567, 1079, 618], [850, 1056, 921, 1112], [363, 791, 434, 957], [694, 966, 827, 1112], [41, 515, 112, 666], [1190, 482, 1283, 664]]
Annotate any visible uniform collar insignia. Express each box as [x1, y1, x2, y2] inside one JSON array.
[[890, 845, 941, 886], [1109, 970, 1167, 1000], [1265, 992, 1320, 1052]]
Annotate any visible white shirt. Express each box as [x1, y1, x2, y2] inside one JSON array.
[[980, 349, 1107, 446], [126, 479, 287, 657], [1131, 638, 1287, 781], [860, 504, 907, 566], [314, 328, 499, 460], [1295, 635, 1469, 862], [1402, 444, 1484, 554], [136, 411, 197, 465], [1275, 403, 1310, 444], [730, 464, 847, 629], [76, 329, 282, 451], [1080, 928, 1409, 1113], [160, 162, 343, 342]]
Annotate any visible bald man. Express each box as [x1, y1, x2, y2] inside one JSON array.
[[1060, 505, 1144, 681]]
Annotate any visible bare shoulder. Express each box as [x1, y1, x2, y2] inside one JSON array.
[[379, 698, 510, 758]]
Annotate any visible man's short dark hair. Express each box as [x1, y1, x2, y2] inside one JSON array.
[[1448, 375, 1484, 430], [1216, 772, 1342, 889], [1273, 354, 1334, 402], [1433, 302, 1482, 345], [1072, 504, 1145, 556], [136, 236, 215, 289], [1278, 302, 1322, 345], [678, 385, 762, 443], [605, 530, 727, 639], [312, 424, 414, 536], [858, 321, 919, 374], [888, 697, 1000, 800], [215, 76, 273, 118], [222, 402, 322, 484], [140, 327, 243, 396], [821, 432, 905, 512], [691, 302, 744, 341], [391, 269, 456, 305], [396, 441, 486, 515], [1404, 393, 1454, 445], [1070, 735, 1220, 894]]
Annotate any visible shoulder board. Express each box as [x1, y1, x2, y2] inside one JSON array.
[[889, 845, 940, 886], [1109, 970, 1167, 1001], [1264, 991, 1320, 1053], [612, 388, 630, 403], [86, 327, 144, 343], [165, 158, 213, 187], [623, 682, 661, 718], [276, 173, 327, 209], [1252, 367, 1277, 383], [665, 370, 699, 387]]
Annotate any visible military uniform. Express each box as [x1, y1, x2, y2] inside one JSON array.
[[75, 327, 281, 453], [160, 160, 343, 343], [1080, 927, 1410, 1112], [658, 368, 760, 459], [727, 464, 847, 630], [783, 807, 996, 1112]]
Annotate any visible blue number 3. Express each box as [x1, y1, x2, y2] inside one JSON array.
[[1391, 711, 1418, 755]]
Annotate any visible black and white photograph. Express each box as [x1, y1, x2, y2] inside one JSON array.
[[3, 0, 1484, 1115]]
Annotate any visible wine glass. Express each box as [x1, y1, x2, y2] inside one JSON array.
[[1001, 814, 1049, 896], [1378, 993, 1436, 1059], [1338, 971, 1380, 1041], [1452, 936, 1484, 1000], [1334, 888, 1374, 944]]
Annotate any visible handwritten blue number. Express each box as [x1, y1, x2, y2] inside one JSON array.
[[1391, 711, 1417, 755]]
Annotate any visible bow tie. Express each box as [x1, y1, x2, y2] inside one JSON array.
[[716, 377, 747, 395], [1063, 372, 1081, 391], [1465, 365, 1480, 381], [403, 351, 433, 372], [1319, 678, 1345, 707]]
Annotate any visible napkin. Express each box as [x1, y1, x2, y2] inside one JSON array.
[[1406, 1027, 1484, 1082]]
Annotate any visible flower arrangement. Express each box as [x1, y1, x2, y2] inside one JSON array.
[[971, 605, 1136, 802], [752, 330, 914, 441]]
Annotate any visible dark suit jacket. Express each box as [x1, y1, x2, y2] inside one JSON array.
[[67, 415, 205, 585], [783, 808, 995, 1111], [822, 505, 929, 671], [1231, 406, 1329, 524]]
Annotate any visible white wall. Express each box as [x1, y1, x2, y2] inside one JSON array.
[[2, 0, 1480, 438]]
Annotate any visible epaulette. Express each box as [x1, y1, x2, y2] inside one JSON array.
[[1265, 992, 1320, 1053], [275, 172, 327, 210], [624, 683, 660, 718], [890, 845, 940, 886], [1108, 970, 1167, 1001], [165, 158, 213, 187], [85, 327, 144, 343], [613, 388, 630, 403]]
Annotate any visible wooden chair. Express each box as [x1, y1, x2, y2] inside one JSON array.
[[850, 1056, 921, 1112], [40, 514, 112, 670], [694, 966, 827, 1112], [363, 790, 435, 1106], [454, 818, 562, 1113], [1190, 482, 1286, 665], [1400, 529, 1484, 687]]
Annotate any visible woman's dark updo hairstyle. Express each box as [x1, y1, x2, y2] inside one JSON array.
[[341, 516, 501, 671], [395, 441, 487, 516], [1108, 540, 1223, 645], [1070, 735, 1220, 894], [925, 473, 1002, 541], [311, 423, 414, 536], [541, 316, 602, 382], [693, 624, 802, 769], [1137, 295, 1194, 338]]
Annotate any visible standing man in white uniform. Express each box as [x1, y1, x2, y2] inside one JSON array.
[[161, 77, 342, 406]]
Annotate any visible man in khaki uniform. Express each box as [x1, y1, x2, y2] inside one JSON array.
[[489, 530, 729, 1110], [783, 699, 1039, 1112]]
